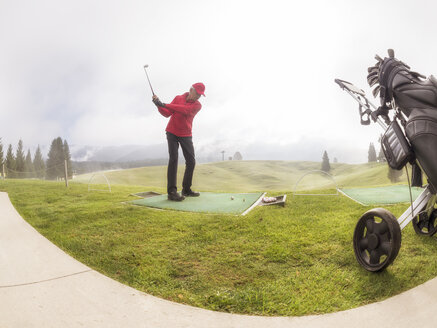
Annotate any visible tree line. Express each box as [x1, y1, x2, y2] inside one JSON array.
[[0, 137, 72, 180], [320, 140, 405, 183]]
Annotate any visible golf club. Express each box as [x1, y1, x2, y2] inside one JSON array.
[[143, 64, 155, 96]]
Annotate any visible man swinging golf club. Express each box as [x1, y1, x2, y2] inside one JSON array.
[[152, 83, 205, 201]]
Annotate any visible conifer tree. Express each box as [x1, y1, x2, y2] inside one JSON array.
[[233, 151, 243, 161], [25, 149, 34, 178], [0, 138, 3, 178], [0, 138, 3, 167], [321, 150, 331, 172], [388, 166, 403, 183], [5, 144, 16, 178], [46, 137, 64, 180], [368, 143, 377, 162], [377, 134, 386, 162], [378, 146, 386, 162], [33, 145, 46, 179], [15, 140, 25, 177], [63, 139, 73, 178]]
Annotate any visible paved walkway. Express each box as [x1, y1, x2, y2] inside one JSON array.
[[1, 191, 437, 327]]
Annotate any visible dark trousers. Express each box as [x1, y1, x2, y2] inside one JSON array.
[[166, 132, 196, 194]]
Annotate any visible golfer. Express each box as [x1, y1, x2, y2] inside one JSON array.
[[152, 82, 205, 201]]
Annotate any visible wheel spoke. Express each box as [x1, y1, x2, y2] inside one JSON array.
[[359, 237, 369, 250], [380, 242, 391, 255], [431, 217, 437, 230], [375, 220, 388, 234], [379, 231, 389, 242], [431, 218, 437, 229], [366, 218, 374, 233], [370, 250, 381, 264], [418, 219, 428, 231]]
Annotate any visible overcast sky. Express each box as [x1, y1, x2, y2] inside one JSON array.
[[2, 0, 437, 162]]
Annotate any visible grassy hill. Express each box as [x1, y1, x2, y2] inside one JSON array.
[[0, 161, 430, 316], [74, 160, 410, 192], [2, 178, 436, 316]]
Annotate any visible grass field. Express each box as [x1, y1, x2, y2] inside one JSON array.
[[74, 161, 411, 192], [2, 165, 437, 316]]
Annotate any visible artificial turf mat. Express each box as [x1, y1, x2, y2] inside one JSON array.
[[130, 192, 264, 214], [339, 185, 424, 205]]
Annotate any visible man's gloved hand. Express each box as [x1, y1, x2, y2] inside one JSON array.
[[152, 95, 166, 108]]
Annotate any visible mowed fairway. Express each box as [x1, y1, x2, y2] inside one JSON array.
[[74, 160, 412, 192], [2, 161, 437, 316]]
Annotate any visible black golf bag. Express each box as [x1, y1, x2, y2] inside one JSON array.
[[336, 49, 437, 272], [368, 51, 437, 191]]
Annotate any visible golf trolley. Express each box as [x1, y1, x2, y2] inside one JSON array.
[[336, 49, 437, 272]]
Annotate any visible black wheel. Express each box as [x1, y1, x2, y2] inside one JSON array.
[[412, 210, 437, 236], [353, 208, 402, 272]]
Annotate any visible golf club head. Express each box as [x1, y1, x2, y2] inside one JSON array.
[[372, 85, 380, 98], [142, 64, 155, 96], [375, 54, 383, 62], [368, 66, 379, 74], [367, 71, 378, 79], [387, 49, 395, 58], [367, 74, 379, 87]]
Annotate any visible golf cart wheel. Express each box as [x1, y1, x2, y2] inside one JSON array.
[[353, 208, 402, 272], [412, 210, 437, 236]]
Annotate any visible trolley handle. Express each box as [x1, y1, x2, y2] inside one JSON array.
[[335, 78, 388, 130]]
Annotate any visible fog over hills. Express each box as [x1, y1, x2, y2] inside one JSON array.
[[71, 139, 371, 164]]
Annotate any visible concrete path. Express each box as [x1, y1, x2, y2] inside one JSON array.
[[1, 191, 437, 327]]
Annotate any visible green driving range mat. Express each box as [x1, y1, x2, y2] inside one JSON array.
[[130, 192, 264, 215], [340, 185, 425, 206]]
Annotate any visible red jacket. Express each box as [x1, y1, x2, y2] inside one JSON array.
[[157, 92, 202, 137]]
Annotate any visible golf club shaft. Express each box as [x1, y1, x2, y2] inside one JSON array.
[[143, 66, 155, 96]]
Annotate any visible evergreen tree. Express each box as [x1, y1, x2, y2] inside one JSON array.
[[15, 140, 25, 177], [5, 144, 16, 178], [0, 138, 3, 178], [377, 134, 386, 162], [378, 146, 386, 162], [24, 149, 34, 178], [33, 145, 46, 179], [63, 139, 73, 178], [368, 142, 377, 162], [321, 150, 331, 172], [46, 137, 65, 180], [0, 138, 3, 167], [233, 151, 243, 161], [388, 166, 403, 183]]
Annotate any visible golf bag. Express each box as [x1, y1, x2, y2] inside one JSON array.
[[368, 50, 437, 191], [336, 49, 437, 272]]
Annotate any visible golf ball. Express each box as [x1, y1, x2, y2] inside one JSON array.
[[231, 196, 234, 200]]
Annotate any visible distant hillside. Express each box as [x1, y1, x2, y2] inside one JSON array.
[[74, 160, 410, 192], [72, 159, 168, 175], [71, 140, 372, 163], [71, 144, 168, 162]]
